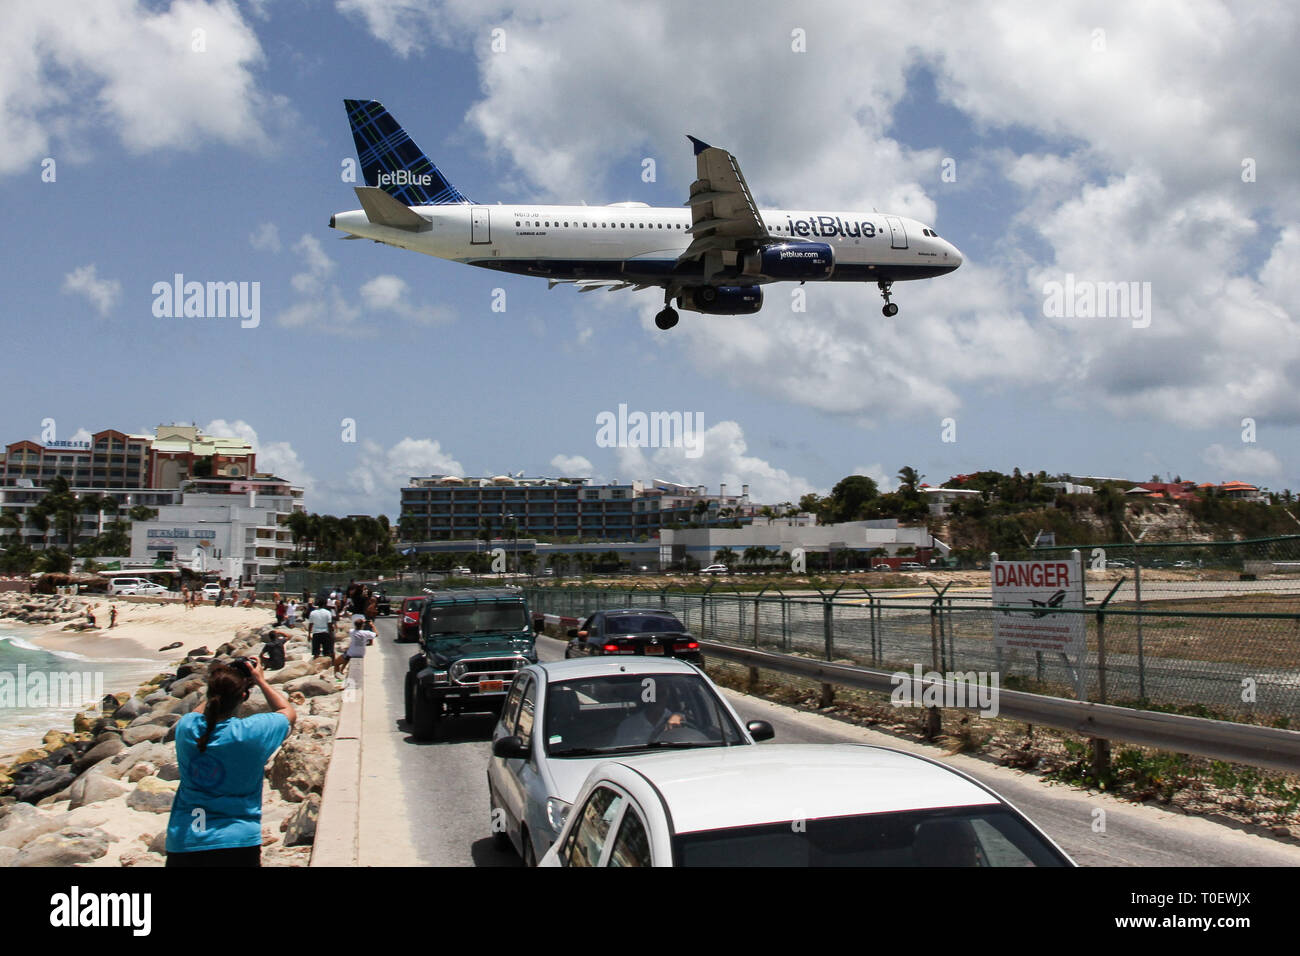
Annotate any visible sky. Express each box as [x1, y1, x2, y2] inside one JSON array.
[[2, 0, 1297, 518]]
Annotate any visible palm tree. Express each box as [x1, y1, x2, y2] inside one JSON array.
[[713, 547, 737, 567]]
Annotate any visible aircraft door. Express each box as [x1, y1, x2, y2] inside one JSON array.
[[471, 205, 491, 244], [885, 216, 907, 249]]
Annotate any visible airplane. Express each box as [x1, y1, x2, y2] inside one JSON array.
[[330, 99, 963, 331]]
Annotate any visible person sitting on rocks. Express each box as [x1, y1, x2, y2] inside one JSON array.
[[260, 631, 288, 671], [165, 657, 296, 867]]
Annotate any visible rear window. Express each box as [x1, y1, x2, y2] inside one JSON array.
[[604, 614, 686, 635], [673, 805, 1069, 867]]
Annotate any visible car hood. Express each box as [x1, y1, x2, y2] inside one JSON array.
[[543, 753, 613, 803]]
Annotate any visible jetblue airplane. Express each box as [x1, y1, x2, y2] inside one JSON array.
[[330, 99, 963, 330]]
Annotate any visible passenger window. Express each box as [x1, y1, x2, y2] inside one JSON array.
[[607, 807, 651, 867], [564, 221, 569, 227], [515, 221, 520, 227], [564, 787, 625, 867], [501, 678, 526, 729], [515, 680, 536, 747]]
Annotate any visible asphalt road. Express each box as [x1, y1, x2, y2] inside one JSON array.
[[357, 619, 1300, 867]]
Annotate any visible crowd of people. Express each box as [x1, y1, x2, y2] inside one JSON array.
[[165, 580, 381, 867]]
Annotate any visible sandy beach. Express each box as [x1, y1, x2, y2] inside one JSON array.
[[18, 597, 284, 663]]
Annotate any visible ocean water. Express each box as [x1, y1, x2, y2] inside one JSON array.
[[0, 630, 167, 758]]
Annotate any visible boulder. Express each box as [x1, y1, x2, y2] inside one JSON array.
[[70, 736, 125, 775], [126, 777, 177, 814], [101, 741, 174, 781], [169, 674, 207, 699], [121, 724, 170, 746], [296, 716, 337, 740], [175, 661, 207, 679], [112, 697, 150, 721], [0, 804, 68, 849], [12, 826, 112, 866], [11, 769, 75, 805], [72, 711, 95, 733], [143, 690, 170, 706], [127, 763, 158, 783], [148, 829, 168, 854], [284, 676, 337, 698], [282, 793, 320, 847], [267, 659, 315, 684], [157, 761, 180, 782], [187, 646, 211, 659], [269, 736, 329, 802], [308, 695, 342, 719], [67, 774, 130, 810], [41, 730, 68, 751], [214, 642, 236, 657], [0, 846, 16, 866], [128, 712, 181, 731]]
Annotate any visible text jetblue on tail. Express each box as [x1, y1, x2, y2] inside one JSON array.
[[344, 99, 470, 206]]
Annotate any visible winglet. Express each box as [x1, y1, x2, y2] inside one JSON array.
[[687, 135, 713, 156]]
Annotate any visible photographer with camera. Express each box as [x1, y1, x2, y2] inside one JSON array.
[[165, 656, 297, 867]]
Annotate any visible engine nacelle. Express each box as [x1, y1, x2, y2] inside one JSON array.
[[678, 285, 764, 315], [740, 242, 834, 280]]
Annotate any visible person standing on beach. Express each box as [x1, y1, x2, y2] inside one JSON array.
[[165, 657, 295, 867], [181, 585, 190, 609], [275, 598, 286, 626], [308, 602, 335, 660], [109, 605, 117, 628], [216, 586, 225, 607], [285, 599, 298, 629]]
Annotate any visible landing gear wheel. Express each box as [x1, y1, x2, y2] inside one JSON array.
[[654, 307, 679, 330], [878, 281, 897, 316], [411, 685, 440, 741]]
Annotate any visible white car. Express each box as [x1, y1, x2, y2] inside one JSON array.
[[700, 564, 729, 574], [201, 583, 222, 600], [451, 566, 472, 575], [108, 577, 166, 596], [487, 657, 773, 866], [540, 744, 1076, 867]]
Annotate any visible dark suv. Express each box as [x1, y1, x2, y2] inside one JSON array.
[[404, 588, 538, 740], [564, 609, 702, 664]]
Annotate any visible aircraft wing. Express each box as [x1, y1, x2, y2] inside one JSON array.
[[678, 136, 772, 268]]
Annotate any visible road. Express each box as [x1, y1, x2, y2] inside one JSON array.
[[353, 618, 1300, 866]]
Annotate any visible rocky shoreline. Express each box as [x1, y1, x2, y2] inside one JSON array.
[[0, 593, 344, 867]]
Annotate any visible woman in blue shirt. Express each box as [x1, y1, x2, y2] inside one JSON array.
[[166, 656, 297, 866]]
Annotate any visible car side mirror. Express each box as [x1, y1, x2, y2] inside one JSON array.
[[746, 720, 775, 742], [566, 628, 578, 638], [492, 735, 530, 759]]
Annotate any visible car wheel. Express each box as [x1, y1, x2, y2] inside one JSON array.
[[403, 670, 415, 724], [489, 787, 511, 851], [411, 685, 439, 741]]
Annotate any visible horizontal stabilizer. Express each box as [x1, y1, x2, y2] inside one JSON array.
[[354, 186, 429, 231]]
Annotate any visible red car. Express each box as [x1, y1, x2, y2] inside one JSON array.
[[398, 597, 426, 643]]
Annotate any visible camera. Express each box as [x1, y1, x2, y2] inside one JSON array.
[[227, 656, 256, 677]]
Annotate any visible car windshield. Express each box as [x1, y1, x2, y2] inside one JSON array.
[[545, 672, 744, 757], [425, 601, 527, 635], [673, 805, 1069, 867], [603, 614, 685, 635]]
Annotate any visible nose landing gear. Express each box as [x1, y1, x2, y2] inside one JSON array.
[[878, 281, 898, 317]]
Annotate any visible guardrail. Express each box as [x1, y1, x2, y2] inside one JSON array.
[[702, 641, 1300, 774]]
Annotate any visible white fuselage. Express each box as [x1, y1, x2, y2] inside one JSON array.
[[330, 202, 962, 285]]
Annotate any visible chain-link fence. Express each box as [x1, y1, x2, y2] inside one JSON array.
[[522, 585, 1300, 724]]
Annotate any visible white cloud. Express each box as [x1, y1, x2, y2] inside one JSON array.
[[345, 438, 464, 512], [249, 221, 281, 253], [201, 418, 315, 494], [852, 464, 897, 494], [612, 420, 822, 504], [359, 274, 456, 325], [550, 454, 593, 477], [1201, 443, 1283, 483], [0, 0, 289, 175], [62, 264, 121, 317]]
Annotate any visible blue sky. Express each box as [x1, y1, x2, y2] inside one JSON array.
[[2, 1, 1297, 518]]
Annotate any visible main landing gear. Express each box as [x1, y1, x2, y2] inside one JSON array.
[[878, 281, 898, 317], [655, 293, 679, 331]]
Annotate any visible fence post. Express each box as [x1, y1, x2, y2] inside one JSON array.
[[782, 596, 790, 652], [820, 599, 835, 708], [925, 600, 942, 739]]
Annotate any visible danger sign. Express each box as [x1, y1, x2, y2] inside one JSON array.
[[992, 553, 1085, 656]]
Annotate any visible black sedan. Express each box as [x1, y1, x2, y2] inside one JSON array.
[[564, 609, 702, 664]]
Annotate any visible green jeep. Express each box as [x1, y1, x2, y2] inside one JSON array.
[[404, 588, 538, 740]]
